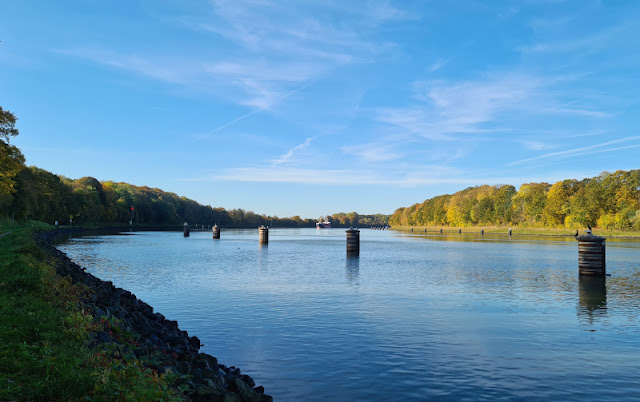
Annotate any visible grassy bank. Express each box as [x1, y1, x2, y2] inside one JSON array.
[[0, 220, 180, 400], [390, 225, 640, 238]]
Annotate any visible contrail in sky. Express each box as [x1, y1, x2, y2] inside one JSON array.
[[195, 81, 314, 140]]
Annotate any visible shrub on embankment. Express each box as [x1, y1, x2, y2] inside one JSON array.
[[0, 220, 272, 401], [0, 220, 179, 400]]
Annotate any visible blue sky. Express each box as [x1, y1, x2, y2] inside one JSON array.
[[2, 1, 639, 218]]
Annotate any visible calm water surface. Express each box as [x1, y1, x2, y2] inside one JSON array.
[[59, 229, 640, 401]]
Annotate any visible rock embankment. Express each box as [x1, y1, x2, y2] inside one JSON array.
[[36, 229, 272, 402]]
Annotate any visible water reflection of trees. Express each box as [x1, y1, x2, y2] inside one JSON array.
[[577, 277, 607, 325]]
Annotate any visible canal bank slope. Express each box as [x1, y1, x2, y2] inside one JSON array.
[[36, 228, 272, 401]]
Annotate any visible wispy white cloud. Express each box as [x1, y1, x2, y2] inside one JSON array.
[[204, 0, 406, 52], [185, 0, 401, 107], [184, 165, 603, 189], [57, 1, 404, 119], [341, 142, 404, 162], [508, 136, 640, 166], [189, 166, 472, 186], [54, 47, 190, 85], [519, 140, 552, 151], [195, 81, 313, 139], [528, 15, 574, 33], [376, 74, 542, 140], [55, 46, 317, 111], [375, 72, 612, 141], [498, 7, 519, 19], [272, 137, 314, 166], [519, 22, 635, 55], [428, 58, 449, 72]]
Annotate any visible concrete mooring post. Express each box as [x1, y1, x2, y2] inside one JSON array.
[[346, 227, 360, 255], [577, 231, 606, 276], [212, 224, 220, 239], [183, 222, 190, 237], [259, 225, 269, 244]]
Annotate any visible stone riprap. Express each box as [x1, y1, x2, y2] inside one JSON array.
[[36, 229, 272, 402]]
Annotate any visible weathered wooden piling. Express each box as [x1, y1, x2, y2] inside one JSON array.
[[577, 231, 606, 276], [212, 224, 220, 239], [440, 228, 443, 234], [424, 228, 427, 233], [258, 225, 269, 244], [183, 222, 190, 237], [508, 228, 512, 236], [481, 229, 484, 235], [458, 228, 462, 234], [346, 227, 360, 255]]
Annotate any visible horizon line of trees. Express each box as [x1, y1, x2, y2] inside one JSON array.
[[1, 166, 391, 228], [389, 170, 640, 230], [0, 107, 389, 228]]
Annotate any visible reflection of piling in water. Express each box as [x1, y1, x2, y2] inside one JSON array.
[[346, 255, 360, 284], [579, 276, 607, 312], [577, 232, 606, 276], [346, 227, 360, 255], [258, 225, 269, 244], [183, 222, 190, 237], [212, 224, 220, 239], [578, 276, 607, 325]]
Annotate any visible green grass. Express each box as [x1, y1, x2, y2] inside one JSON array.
[[0, 219, 181, 401]]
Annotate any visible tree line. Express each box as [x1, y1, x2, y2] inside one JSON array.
[[389, 171, 640, 230], [0, 107, 389, 228]]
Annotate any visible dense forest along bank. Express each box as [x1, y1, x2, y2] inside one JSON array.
[[390, 170, 640, 231]]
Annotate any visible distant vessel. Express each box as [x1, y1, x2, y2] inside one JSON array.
[[316, 220, 331, 229]]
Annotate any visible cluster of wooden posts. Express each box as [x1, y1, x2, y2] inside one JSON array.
[[183, 223, 607, 276], [411, 227, 513, 236], [184, 223, 363, 255]]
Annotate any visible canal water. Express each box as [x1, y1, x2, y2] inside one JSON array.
[[58, 229, 640, 401]]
